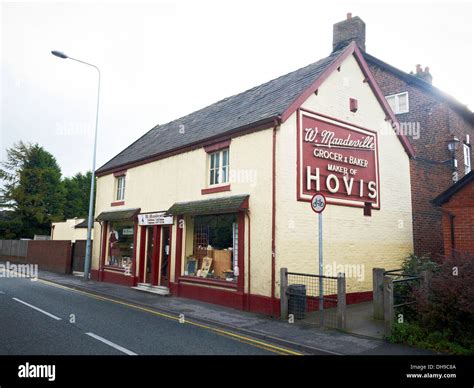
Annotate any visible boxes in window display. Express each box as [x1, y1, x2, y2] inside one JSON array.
[[212, 249, 232, 279]]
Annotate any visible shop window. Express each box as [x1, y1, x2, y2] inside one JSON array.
[[107, 221, 134, 270], [385, 92, 409, 114], [116, 175, 126, 201], [184, 214, 238, 282], [209, 148, 229, 186]]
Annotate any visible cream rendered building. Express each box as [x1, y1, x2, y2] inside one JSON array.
[[92, 42, 414, 315], [51, 218, 91, 242]]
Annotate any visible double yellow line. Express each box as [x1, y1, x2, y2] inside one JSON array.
[[36, 278, 303, 356]]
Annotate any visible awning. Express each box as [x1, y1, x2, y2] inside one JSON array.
[[96, 208, 141, 222], [167, 195, 249, 216]]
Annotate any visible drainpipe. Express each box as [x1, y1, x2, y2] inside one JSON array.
[[271, 117, 281, 316], [246, 212, 251, 311]]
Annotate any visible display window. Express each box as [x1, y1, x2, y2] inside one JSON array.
[[107, 221, 134, 270], [184, 214, 238, 282]]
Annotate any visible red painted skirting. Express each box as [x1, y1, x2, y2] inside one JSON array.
[[91, 269, 136, 287], [201, 185, 231, 195], [173, 282, 245, 310]]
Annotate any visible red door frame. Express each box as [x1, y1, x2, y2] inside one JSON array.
[[158, 225, 171, 287], [138, 225, 147, 283]]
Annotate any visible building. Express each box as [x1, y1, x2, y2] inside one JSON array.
[[51, 218, 92, 242], [91, 38, 414, 315], [433, 171, 474, 257], [332, 13, 474, 257]]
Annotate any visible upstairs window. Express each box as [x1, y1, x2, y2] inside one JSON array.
[[464, 143, 471, 175], [209, 148, 229, 186], [116, 175, 126, 201], [385, 92, 409, 114]]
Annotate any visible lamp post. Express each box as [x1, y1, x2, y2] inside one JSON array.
[[52, 50, 100, 280]]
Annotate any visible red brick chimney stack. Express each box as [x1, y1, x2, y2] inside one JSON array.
[[413, 64, 433, 85], [333, 13, 366, 52]]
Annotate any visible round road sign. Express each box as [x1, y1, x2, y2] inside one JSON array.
[[311, 193, 326, 213]]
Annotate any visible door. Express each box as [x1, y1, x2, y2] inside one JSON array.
[[160, 226, 171, 287], [145, 226, 154, 284]]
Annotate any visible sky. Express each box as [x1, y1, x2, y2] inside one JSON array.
[[1, 0, 473, 178]]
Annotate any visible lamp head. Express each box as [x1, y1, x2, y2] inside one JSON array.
[[51, 50, 68, 59], [447, 137, 460, 152]]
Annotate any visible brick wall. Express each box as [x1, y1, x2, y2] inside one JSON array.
[[1, 240, 73, 274], [440, 180, 474, 257], [368, 63, 474, 257]]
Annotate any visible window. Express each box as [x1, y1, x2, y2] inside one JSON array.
[[184, 214, 238, 282], [464, 143, 471, 174], [209, 148, 229, 186], [107, 221, 134, 270], [116, 175, 126, 201], [385, 92, 409, 114]]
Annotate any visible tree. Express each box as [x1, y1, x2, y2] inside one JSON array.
[[63, 171, 94, 219], [0, 142, 65, 238]]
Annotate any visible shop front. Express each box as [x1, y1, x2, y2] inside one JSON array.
[[166, 195, 248, 310], [94, 208, 141, 286]]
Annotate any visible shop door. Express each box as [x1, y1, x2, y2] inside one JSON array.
[[160, 226, 171, 287], [145, 226, 154, 284]]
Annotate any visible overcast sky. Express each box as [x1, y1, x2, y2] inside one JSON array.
[[1, 0, 473, 177]]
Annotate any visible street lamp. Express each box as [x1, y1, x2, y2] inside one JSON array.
[[52, 50, 100, 281]]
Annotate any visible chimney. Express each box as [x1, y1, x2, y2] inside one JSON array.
[[412, 64, 433, 84], [333, 13, 366, 52]]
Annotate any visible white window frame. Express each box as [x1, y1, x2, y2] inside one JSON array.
[[209, 148, 229, 186], [116, 175, 126, 201], [385, 92, 409, 114], [464, 143, 471, 175]]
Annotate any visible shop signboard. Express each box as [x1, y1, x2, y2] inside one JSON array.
[[138, 212, 174, 226], [297, 109, 380, 208]]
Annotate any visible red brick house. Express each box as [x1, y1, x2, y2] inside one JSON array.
[[433, 171, 474, 257], [333, 13, 474, 257]]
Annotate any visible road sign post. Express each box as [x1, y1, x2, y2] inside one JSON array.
[[311, 193, 326, 325]]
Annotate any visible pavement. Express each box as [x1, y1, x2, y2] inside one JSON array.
[[27, 271, 434, 355], [3, 268, 434, 356]]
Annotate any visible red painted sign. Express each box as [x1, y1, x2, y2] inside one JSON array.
[[297, 110, 380, 208]]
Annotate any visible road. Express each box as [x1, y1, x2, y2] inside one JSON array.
[[0, 276, 300, 355]]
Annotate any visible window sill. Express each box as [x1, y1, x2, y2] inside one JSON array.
[[111, 201, 125, 207], [201, 184, 231, 195], [103, 265, 127, 272], [178, 276, 238, 289]]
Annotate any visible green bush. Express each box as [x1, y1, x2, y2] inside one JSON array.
[[389, 254, 474, 354], [388, 322, 473, 355]]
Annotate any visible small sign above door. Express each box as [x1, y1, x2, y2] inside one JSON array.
[[138, 212, 174, 226]]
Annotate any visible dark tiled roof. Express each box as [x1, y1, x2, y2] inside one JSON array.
[[96, 208, 141, 222], [75, 219, 88, 228], [432, 171, 474, 206], [96, 49, 346, 174], [167, 195, 249, 216]]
